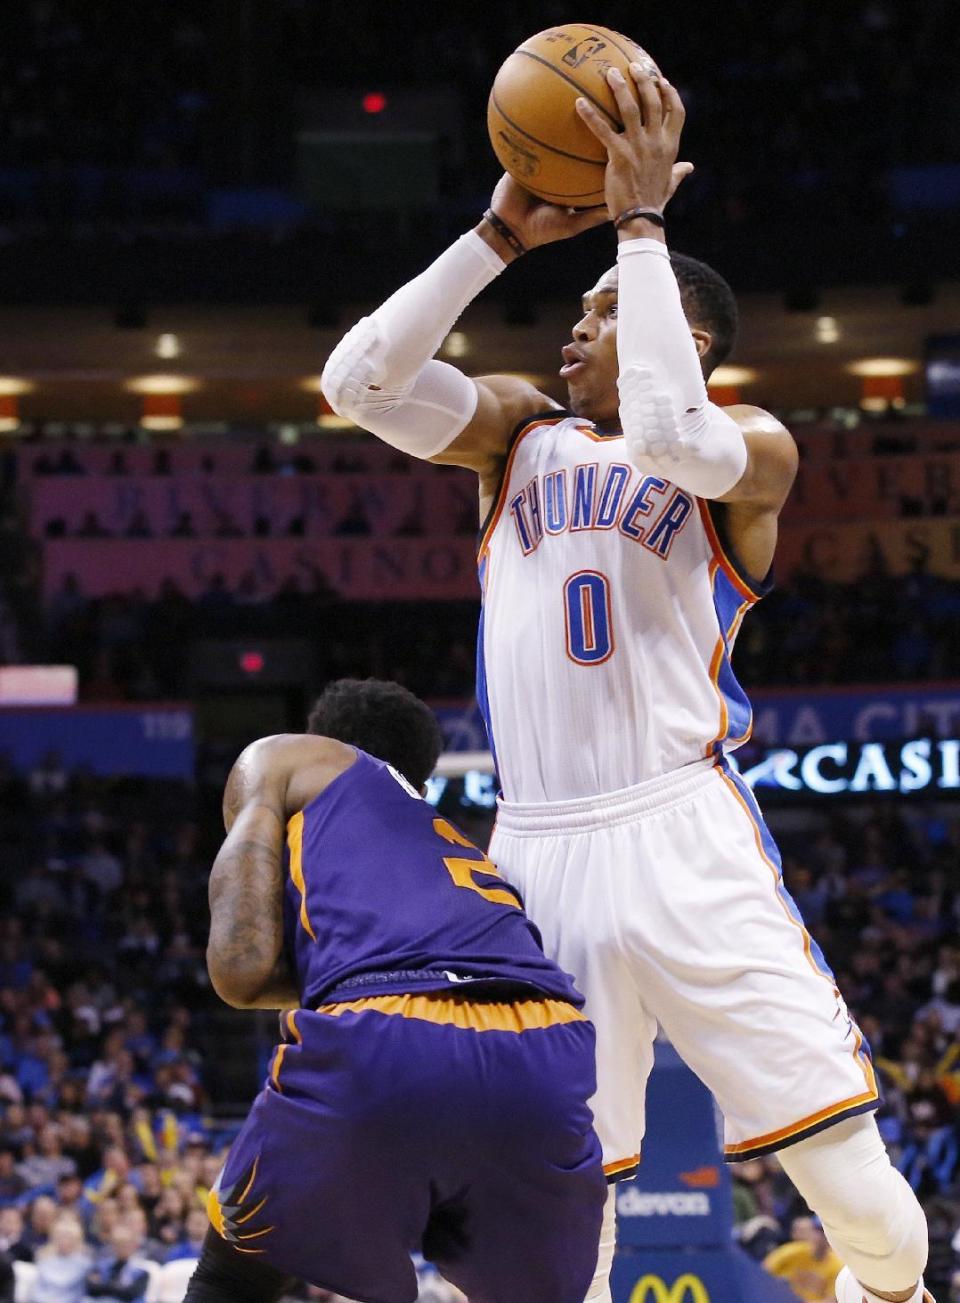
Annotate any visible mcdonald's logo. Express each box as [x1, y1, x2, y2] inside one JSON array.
[[629, 1272, 711, 1303]]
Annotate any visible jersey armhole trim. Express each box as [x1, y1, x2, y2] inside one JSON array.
[[696, 498, 773, 602], [477, 411, 569, 560]]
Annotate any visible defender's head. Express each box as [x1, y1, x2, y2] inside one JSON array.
[[306, 677, 442, 791], [561, 253, 739, 426]]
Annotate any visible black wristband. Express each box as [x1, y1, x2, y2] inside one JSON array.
[[614, 206, 666, 230], [483, 208, 527, 256]]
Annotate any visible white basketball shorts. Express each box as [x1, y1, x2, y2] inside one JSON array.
[[490, 756, 879, 1179]]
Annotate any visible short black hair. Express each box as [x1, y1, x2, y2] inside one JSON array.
[[306, 678, 442, 790], [669, 252, 739, 376]]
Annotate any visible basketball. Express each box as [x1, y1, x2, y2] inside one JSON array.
[[487, 24, 660, 208]]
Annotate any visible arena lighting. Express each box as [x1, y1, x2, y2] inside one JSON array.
[[155, 333, 181, 359], [707, 366, 757, 387], [814, 315, 840, 343], [0, 377, 36, 433], [707, 365, 758, 406], [0, 377, 36, 395], [845, 357, 919, 378], [443, 331, 470, 358], [124, 375, 200, 395]]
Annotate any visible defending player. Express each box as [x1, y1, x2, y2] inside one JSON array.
[[186, 678, 605, 1303], [321, 65, 932, 1303]]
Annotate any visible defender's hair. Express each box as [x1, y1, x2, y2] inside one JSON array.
[[306, 677, 442, 790], [669, 252, 739, 376]]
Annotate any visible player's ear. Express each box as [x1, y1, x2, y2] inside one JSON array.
[[690, 327, 712, 360]]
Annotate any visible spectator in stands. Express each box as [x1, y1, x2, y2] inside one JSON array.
[[0, 1207, 32, 1263], [124, 511, 152, 540], [32, 1211, 91, 1302], [0, 1148, 27, 1204], [333, 497, 371, 536], [763, 1214, 842, 1301], [77, 512, 110, 538], [170, 511, 196, 538], [83, 1221, 150, 1302], [212, 510, 242, 538], [165, 1208, 207, 1263], [16, 1123, 76, 1190]]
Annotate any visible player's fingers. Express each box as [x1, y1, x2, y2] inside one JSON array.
[[606, 67, 641, 135], [660, 77, 686, 127], [630, 65, 662, 131], [575, 97, 617, 148]]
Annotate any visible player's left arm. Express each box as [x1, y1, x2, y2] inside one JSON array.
[[715, 405, 798, 510], [207, 739, 300, 1011]]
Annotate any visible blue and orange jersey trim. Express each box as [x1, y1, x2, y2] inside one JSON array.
[[715, 758, 879, 1162], [696, 498, 772, 604], [478, 410, 567, 561]]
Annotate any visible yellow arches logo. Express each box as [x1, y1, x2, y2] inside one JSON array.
[[629, 1274, 711, 1303]]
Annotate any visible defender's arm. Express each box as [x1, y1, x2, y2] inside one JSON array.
[[207, 741, 299, 1011]]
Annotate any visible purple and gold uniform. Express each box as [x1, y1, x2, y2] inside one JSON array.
[[208, 751, 605, 1303]]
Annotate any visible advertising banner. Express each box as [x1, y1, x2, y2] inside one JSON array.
[[44, 537, 480, 601], [30, 471, 476, 539], [435, 684, 960, 754], [611, 1250, 797, 1302], [0, 704, 194, 778]]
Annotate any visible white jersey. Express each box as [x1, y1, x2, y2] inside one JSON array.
[[478, 411, 769, 803]]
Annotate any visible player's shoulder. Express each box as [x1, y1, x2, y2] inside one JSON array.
[[724, 403, 793, 441], [234, 733, 355, 779]]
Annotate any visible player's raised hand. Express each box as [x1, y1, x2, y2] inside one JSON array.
[[575, 66, 693, 224], [485, 172, 609, 256]]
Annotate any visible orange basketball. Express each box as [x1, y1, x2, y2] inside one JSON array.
[[487, 24, 660, 208]]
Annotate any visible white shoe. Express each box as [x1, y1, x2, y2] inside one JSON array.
[[834, 1266, 935, 1302]]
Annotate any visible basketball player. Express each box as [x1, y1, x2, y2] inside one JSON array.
[[186, 678, 605, 1303], [321, 62, 932, 1303]]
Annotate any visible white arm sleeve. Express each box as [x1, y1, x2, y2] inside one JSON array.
[[616, 238, 748, 499], [321, 231, 508, 458]]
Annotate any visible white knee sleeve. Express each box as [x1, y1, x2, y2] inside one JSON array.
[[584, 1187, 617, 1302], [777, 1116, 928, 1292]]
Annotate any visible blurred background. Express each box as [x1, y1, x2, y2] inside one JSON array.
[[0, 2, 958, 1300]]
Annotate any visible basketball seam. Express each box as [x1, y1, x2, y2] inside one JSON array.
[[513, 49, 621, 129], [490, 91, 607, 168]]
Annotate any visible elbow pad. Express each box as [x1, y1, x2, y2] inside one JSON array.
[[320, 228, 504, 459], [618, 367, 748, 499], [321, 315, 479, 458]]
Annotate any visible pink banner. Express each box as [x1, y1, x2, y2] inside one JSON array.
[[43, 537, 480, 601], [19, 438, 417, 478], [29, 471, 478, 539], [781, 452, 960, 522]]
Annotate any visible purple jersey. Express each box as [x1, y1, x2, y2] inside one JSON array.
[[282, 749, 581, 1008]]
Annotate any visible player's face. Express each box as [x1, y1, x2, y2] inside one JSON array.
[[561, 270, 622, 427], [561, 269, 709, 427]]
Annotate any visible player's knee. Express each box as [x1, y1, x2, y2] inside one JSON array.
[[778, 1116, 928, 1289], [584, 1187, 617, 1302]]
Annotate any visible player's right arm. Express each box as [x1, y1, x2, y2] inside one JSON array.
[[207, 734, 349, 1010], [319, 175, 606, 486]]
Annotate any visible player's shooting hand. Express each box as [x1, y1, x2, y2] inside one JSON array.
[[486, 172, 609, 255], [576, 66, 693, 223]]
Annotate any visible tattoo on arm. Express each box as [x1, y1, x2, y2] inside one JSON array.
[[207, 810, 296, 1007]]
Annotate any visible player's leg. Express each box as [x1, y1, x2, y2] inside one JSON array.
[[608, 764, 931, 1299], [776, 1116, 931, 1303], [184, 1228, 294, 1303], [490, 817, 658, 1302], [202, 1009, 425, 1302], [423, 1008, 607, 1303]]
